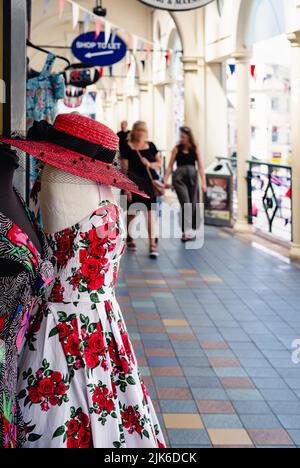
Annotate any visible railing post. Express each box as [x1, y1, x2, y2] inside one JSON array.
[[247, 162, 253, 225]]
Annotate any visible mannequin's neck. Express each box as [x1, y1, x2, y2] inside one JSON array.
[[40, 165, 115, 234]]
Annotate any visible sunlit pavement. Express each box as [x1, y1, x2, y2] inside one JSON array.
[[117, 226, 300, 448]]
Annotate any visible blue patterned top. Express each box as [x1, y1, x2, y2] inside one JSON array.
[[26, 53, 66, 129]]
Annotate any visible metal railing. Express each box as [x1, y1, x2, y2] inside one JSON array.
[[216, 156, 292, 242], [247, 160, 292, 242]]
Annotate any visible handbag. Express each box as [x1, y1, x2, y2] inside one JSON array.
[[137, 150, 165, 197]]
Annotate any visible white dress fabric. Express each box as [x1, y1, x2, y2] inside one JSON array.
[[17, 201, 166, 449]]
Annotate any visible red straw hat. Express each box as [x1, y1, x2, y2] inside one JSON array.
[[0, 114, 148, 197]]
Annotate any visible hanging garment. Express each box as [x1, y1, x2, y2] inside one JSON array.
[[26, 53, 66, 130], [27, 53, 66, 219], [18, 201, 166, 449], [0, 190, 54, 449]]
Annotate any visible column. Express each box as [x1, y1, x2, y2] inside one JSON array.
[[288, 33, 300, 260], [182, 56, 205, 151], [139, 80, 153, 136], [103, 99, 114, 129], [116, 92, 126, 125], [233, 52, 252, 233], [164, 82, 176, 160]]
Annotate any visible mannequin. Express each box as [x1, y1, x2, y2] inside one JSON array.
[[40, 164, 116, 234], [0, 148, 41, 276]]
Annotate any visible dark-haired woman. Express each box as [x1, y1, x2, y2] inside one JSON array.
[[164, 127, 207, 242]]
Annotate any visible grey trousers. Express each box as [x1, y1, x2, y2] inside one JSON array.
[[173, 165, 200, 233]]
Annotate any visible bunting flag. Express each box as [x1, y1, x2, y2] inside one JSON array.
[[59, 0, 66, 19], [72, 3, 80, 29], [109, 66, 113, 77], [251, 65, 256, 79], [165, 48, 172, 66], [229, 64, 236, 75], [43, 0, 50, 13], [84, 12, 91, 33], [99, 67, 104, 78], [127, 33, 133, 51], [95, 17, 102, 39], [111, 28, 118, 44], [132, 36, 138, 55], [146, 42, 152, 60], [105, 21, 112, 45]]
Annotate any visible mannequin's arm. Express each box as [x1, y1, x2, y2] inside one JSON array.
[[0, 259, 25, 277]]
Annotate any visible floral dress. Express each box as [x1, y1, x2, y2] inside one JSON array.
[[0, 192, 54, 449], [18, 202, 166, 449]]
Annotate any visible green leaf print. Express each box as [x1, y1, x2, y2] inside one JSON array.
[[53, 426, 65, 439]]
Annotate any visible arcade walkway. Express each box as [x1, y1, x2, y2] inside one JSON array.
[[117, 228, 300, 448]]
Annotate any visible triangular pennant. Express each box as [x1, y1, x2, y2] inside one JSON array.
[[95, 18, 102, 39], [99, 67, 104, 78], [43, 0, 50, 13], [251, 65, 256, 79], [109, 66, 113, 77], [229, 64, 236, 75], [72, 3, 80, 29], [105, 21, 112, 45], [90, 68, 96, 81], [84, 12, 91, 33], [59, 0, 66, 19], [146, 42, 152, 60], [111, 27, 118, 44]]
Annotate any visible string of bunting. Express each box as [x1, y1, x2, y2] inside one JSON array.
[[43, 0, 176, 64]]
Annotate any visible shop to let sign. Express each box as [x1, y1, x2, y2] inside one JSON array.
[[139, 0, 214, 11], [71, 32, 127, 66]]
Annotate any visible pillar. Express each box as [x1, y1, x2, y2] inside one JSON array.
[[182, 56, 206, 153], [139, 80, 153, 137], [1, 0, 27, 197], [288, 33, 300, 259], [116, 92, 127, 126], [233, 52, 252, 233]]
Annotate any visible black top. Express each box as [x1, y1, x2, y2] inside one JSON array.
[[176, 145, 197, 167], [117, 131, 130, 155], [121, 142, 159, 197]]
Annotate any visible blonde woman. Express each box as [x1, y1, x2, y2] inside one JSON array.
[[121, 121, 162, 258]]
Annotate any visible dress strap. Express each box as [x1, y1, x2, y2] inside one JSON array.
[[40, 53, 56, 77]]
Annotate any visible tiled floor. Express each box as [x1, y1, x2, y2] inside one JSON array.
[[117, 227, 300, 448]]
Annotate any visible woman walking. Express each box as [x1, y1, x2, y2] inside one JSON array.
[[121, 121, 162, 258], [164, 126, 207, 242]]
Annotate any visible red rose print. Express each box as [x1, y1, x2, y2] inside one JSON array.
[[51, 372, 62, 383], [79, 249, 88, 264], [50, 280, 65, 302], [78, 428, 92, 449], [49, 396, 60, 407], [55, 381, 67, 396], [85, 350, 100, 369], [67, 420, 79, 436], [64, 334, 81, 357], [121, 331, 134, 363], [67, 436, 79, 449], [57, 322, 71, 340], [78, 412, 90, 427], [81, 258, 105, 290], [87, 332, 105, 355], [41, 401, 50, 412], [54, 229, 76, 268], [28, 387, 42, 404], [70, 270, 81, 291], [120, 356, 129, 376], [38, 378, 55, 396]]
